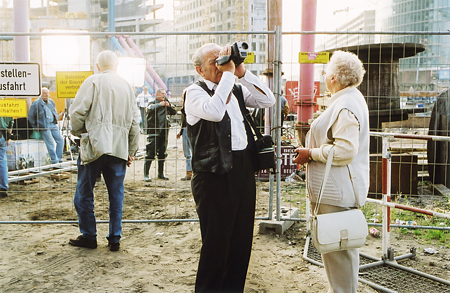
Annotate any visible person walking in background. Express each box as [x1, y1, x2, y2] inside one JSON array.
[[28, 88, 64, 164], [176, 90, 192, 181], [68, 50, 140, 252], [0, 115, 13, 198], [136, 86, 152, 133], [144, 88, 177, 182], [293, 50, 369, 293], [185, 43, 275, 292], [280, 91, 290, 128]]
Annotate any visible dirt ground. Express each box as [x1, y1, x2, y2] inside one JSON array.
[[0, 131, 449, 292]]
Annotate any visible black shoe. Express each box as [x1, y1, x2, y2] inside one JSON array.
[[157, 175, 169, 180], [69, 235, 97, 249], [0, 189, 7, 198], [108, 242, 120, 251]]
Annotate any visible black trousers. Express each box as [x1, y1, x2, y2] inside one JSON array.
[[191, 149, 256, 293], [145, 131, 168, 161]]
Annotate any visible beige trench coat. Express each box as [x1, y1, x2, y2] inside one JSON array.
[[70, 70, 140, 164]]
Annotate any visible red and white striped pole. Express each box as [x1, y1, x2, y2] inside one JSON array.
[[367, 198, 450, 220], [381, 136, 392, 256]]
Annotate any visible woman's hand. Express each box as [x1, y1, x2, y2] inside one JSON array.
[[293, 148, 311, 165]]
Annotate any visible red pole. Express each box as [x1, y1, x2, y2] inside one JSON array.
[[382, 157, 391, 232], [296, 0, 317, 145]]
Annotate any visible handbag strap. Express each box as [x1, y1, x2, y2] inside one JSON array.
[[313, 147, 361, 217], [313, 146, 335, 217], [347, 164, 361, 209]]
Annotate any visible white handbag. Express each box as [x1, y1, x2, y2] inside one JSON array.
[[311, 147, 368, 254]]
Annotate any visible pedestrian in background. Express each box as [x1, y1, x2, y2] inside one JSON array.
[[28, 88, 64, 164], [136, 86, 152, 133], [0, 115, 13, 198], [176, 90, 192, 181], [144, 88, 177, 182], [280, 90, 290, 128], [68, 50, 140, 252]]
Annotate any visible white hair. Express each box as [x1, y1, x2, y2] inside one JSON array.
[[326, 50, 366, 88], [96, 50, 118, 71], [192, 43, 221, 67]]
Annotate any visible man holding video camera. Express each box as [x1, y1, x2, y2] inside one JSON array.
[[184, 43, 275, 292]]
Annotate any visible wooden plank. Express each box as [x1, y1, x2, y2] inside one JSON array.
[[433, 184, 450, 197], [50, 172, 70, 181], [399, 91, 440, 97], [15, 178, 39, 185]]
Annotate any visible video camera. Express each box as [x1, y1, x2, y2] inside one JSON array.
[[216, 42, 249, 66]]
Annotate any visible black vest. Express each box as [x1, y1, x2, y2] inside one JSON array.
[[187, 81, 256, 174]]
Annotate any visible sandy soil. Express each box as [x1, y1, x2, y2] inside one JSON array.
[[0, 131, 449, 292]]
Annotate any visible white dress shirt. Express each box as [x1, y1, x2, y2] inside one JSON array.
[[136, 93, 152, 108], [185, 70, 275, 151]]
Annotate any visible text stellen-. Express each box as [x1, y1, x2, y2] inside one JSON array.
[[0, 69, 29, 91]]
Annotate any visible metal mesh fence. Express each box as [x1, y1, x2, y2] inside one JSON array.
[[0, 30, 449, 224], [304, 237, 450, 292]]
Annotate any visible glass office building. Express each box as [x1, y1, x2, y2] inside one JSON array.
[[376, 0, 450, 91]]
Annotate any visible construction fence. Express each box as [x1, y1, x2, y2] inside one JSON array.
[[0, 30, 449, 229]]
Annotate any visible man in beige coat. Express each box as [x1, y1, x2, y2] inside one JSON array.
[[68, 50, 140, 251]]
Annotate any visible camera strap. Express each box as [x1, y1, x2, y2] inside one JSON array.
[[195, 78, 260, 141]]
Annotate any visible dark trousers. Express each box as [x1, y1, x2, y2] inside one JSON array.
[[145, 131, 168, 161], [73, 155, 127, 244], [139, 107, 147, 130], [191, 149, 256, 293]]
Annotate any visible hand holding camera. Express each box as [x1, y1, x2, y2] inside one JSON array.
[[216, 42, 248, 66]]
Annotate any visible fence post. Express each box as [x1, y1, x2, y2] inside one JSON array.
[[274, 26, 283, 221], [382, 135, 392, 258]]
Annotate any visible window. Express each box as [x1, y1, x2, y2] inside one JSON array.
[[260, 55, 265, 64], [260, 43, 265, 51]]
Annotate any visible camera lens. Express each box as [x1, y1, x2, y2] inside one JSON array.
[[241, 42, 248, 50]]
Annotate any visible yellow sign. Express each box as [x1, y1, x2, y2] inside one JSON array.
[[66, 12, 77, 18], [298, 52, 329, 64], [0, 99, 27, 117], [244, 52, 255, 64], [56, 71, 93, 98]]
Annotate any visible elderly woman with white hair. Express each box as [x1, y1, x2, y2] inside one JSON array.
[[294, 50, 369, 293]]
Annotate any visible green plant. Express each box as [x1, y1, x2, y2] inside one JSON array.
[[399, 227, 409, 234]]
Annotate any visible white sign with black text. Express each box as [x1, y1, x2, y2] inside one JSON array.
[[0, 63, 41, 96]]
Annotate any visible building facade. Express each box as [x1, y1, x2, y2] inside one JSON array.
[[316, 10, 376, 51], [1, 0, 269, 96], [376, 0, 450, 91], [164, 0, 269, 96]]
